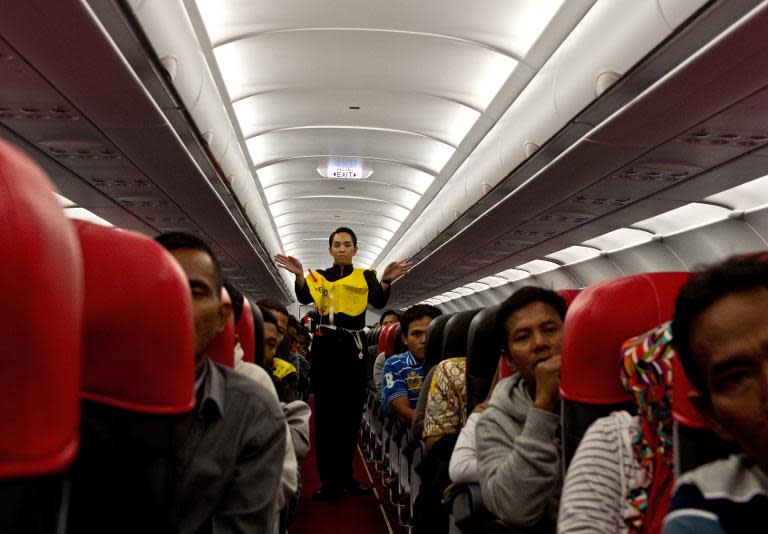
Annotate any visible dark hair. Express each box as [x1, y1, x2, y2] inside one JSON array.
[[223, 281, 244, 323], [672, 253, 768, 395], [380, 310, 401, 325], [329, 227, 357, 247], [155, 231, 223, 293], [495, 286, 567, 354], [401, 304, 442, 335], [256, 298, 290, 318], [259, 305, 279, 329]]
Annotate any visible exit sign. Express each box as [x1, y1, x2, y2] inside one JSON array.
[[327, 166, 362, 179]]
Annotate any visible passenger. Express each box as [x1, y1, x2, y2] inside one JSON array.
[[449, 360, 507, 485], [422, 356, 469, 450], [155, 232, 285, 534], [558, 322, 675, 534], [381, 304, 441, 425], [476, 287, 566, 532], [286, 314, 311, 397], [257, 298, 301, 403], [664, 255, 768, 533], [373, 309, 403, 397], [274, 226, 412, 500], [293, 322, 311, 359], [218, 286, 301, 517]]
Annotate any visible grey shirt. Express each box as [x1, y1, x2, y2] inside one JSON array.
[[172, 359, 286, 534], [373, 352, 387, 399], [476, 375, 561, 531]]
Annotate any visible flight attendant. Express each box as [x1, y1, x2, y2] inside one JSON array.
[[275, 227, 412, 499]]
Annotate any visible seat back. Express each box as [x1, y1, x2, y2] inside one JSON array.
[[70, 221, 196, 532], [441, 309, 481, 360], [560, 272, 690, 467], [250, 300, 266, 366], [672, 355, 735, 476], [237, 298, 256, 364], [424, 314, 453, 371], [208, 288, 236, 368], [465, 306, 499, 414], [378, 323, 401, 357], [0, 141, 83, 534]]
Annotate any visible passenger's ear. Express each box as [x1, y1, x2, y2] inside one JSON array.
[[689, 390, 736, 442], [217, 300, 232, 333]]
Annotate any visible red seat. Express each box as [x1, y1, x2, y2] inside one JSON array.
[[561, 272, 691, 405], [378, 323, 400, 357], [0, 141, 83, 479], [76, 221, 195, 413], [557, 288, 582, 308], [559, 272, 690, 467], [208, 288, 236, 368], [237, 298, 256, 364]]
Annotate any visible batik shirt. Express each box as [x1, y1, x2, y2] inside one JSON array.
[[423, 357, 468, 440]]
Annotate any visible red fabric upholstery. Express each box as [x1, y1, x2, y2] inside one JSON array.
[[208, 288, 236, 368], [557, 288, 582, 307], [76, 221, 195, 414], [672, 353, 709, 429], [0, 141, 83, 478], [378, 323, 400, 357], [237, 298, 256, 364], [561, 272, 691, 404]]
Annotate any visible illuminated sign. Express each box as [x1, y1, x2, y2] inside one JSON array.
[[328, 166, 362, 179]]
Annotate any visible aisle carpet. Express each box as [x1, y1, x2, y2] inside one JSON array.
[[289, 397, 405, 534]]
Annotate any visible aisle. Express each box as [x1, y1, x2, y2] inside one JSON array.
[[289, 397, 405, 534]]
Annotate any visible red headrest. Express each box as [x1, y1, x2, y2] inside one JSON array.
[[378, 323, 400, 357], [77, 221, 195, 414], [0, 141, 83, 478], [672, 353, 709, 429], [561, 272, 691, 404], [208, 288, 236, 368], [237, 299, 256, 364], [557, 289, 582, 307]]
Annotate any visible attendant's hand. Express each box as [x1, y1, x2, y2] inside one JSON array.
[[274, 254, 304, 278], [381, 260, 413, 284], [533, 355, 561, 413]]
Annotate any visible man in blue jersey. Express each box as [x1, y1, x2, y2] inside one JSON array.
[[665, 254, 768, 534], [382, 304, 442, 425]]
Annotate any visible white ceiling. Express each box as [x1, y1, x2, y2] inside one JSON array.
[[191, 0, 576, 270]]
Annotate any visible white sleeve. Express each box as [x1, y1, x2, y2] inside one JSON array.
[[449, 412, 481, 484]]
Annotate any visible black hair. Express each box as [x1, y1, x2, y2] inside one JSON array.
[[400, 304, 441, 335], [380, 310, 401, 325], [495, 286, 567, 354], [155, 231, 223, 293], [259, 305, 279, 328], [672, 253, 768, 395], [328, 227, 357, 247], [256, 298, 290, 318], [223, 281, 244, 323]]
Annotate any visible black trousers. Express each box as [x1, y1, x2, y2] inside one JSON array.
[[310, 328, 367, 490]]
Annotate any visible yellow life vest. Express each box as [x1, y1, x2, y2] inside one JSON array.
[[272, 357, 297, 380], [306, 268, 370, 321]]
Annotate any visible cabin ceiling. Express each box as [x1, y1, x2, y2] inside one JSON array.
[[181, 0, 596, 270]]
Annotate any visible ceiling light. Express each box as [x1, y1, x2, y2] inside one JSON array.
[[516, 260, 559, 274]]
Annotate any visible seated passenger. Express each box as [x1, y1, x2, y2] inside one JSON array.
[[559, 322, 675, 534], [664, 255, 768, 533], [449, 360, 507, 485], [155, 232, 285, 534], [381, 304, 441, 425], [286, 314, 311, 397], [476, 287, 566, 532], [257, 299, 300, 402], [422, 356, 468, 450], [373, 309, 402, 396]]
